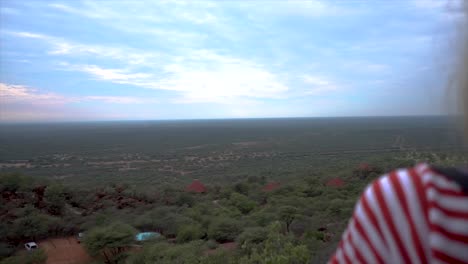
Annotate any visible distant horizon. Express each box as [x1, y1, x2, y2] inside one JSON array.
[[0, 114, 456, 125]]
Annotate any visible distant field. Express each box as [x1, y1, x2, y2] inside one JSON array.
[[0, 117, 465, 187]]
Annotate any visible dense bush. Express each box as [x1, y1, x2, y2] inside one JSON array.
[[208, 218, 241, 242], [176, 224, 204, 243], [83, 222, 137, 263], [0, 249, 46, 264]]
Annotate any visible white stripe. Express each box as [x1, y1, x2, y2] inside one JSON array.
[[336, 247, 345, 264], [348, 218, 377, 264], [429, 207, 468, 236], [381, 176, 420, 264], [342, 231, 359, 264], [397, 170, 431, 260], [422, 172, 461, 192], [431, 232, 468, 262], [364, 182, 403, 264], [427, 188, 468, 212], [354, 201, 387, 257]]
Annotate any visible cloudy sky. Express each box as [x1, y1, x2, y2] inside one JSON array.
[[0, 0, 465, 121]]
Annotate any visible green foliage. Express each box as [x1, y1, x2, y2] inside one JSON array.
[[0, 249, 46, 264], [278, 206, 298, 233], [205, 239, 218, 250], [0, 173, 34, 193], [233, 182, 249, 195], [239, 222, 310, 264], [83, 222, 137, 263], [237, 227, 268, 254], [126, 241, 203, 264], [229, 192, 256, 214], [175, 193, 195, 207], [0, 243, 14, 260], [44, 184, 66, 215], [208, 218, 241, 242], [176, 224, 204, 243], [11, 213, 49, 240]]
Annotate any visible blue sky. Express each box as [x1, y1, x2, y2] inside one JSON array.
[[0, 0, 465, 121]]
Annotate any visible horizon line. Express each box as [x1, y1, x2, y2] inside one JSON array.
[[0, 114, 457, 125]]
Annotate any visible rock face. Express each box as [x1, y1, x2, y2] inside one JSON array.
[[186, 179, 207, 193]]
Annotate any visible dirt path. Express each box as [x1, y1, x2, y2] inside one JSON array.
[[39, 237, 92, 264]]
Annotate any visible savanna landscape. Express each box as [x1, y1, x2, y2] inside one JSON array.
[[0, 117, 466, 264]]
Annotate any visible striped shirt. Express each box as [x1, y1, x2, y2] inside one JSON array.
[[329, 163, 468, 264]]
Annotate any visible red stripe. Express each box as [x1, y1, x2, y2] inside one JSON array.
[[433, 249, 468, 264], [348, 231, 366, 264], [353, 216, 385, 264], [428, 201, 468, 218], [431, 224, 468, 243], [341, 245, 352, 264], [360, 194, 388, 249], [373, 180, 412, 263], [329, 256, 338, 264], [408, 168, 429, 224], [389, 171, 427, 263], [426, 182, 464, 196]]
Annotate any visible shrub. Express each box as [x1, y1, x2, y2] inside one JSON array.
[[205, 239, 219, 250], [0, 249, 46, 264], [237, 227, 268, 247], [229, 193, 256, 214], [208, 218, 241, 242], [176, 224, 204, 243], [83, 222, 137, 263]]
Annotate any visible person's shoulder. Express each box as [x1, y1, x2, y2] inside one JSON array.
[[367, 163, 463, 193]]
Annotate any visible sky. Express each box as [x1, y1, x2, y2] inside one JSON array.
[[0, 0, 466, 122]]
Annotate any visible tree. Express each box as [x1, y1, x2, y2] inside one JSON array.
[[229, 193, 256, 214], [0, 173, 32, 193], [238, 222, 310, 264], [126, 241, 203, 264], [0, 243, 14, 260], [175, 192, 195, 207], [11, 213, 49, 241], [176, 224, 204, 243], [233, 182, 249, 195], [208, 218, 241, 242], [44, 184, 66, 215], [237, 227, 268, 253], [0, 249, 46, 264], [278, 206, 298, 233], [83, 222, 137, 264]]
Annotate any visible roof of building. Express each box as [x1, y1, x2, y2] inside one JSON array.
[[262, 182, 281, 192], [326, 178, 345, 188], [186, 179, 207, 193]]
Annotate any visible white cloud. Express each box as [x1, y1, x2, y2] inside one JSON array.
[[0, 83, 155, 105], [238, 0, 363, 18], [0, 83, 71, 105], [62, 49, 290, 104], [302, 75, 339, 95], [9, 31, 161, 66]]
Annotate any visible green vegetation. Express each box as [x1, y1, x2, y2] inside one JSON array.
[[83, 222, 137, 263], [0, 249, 46, 264], [0, 117, 466, 263]]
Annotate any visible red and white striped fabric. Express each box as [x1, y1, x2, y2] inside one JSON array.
[[329, 163, 468, 264]]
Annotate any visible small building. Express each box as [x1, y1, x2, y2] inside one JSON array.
[[185, 179, 207, 193], [262, 182, 281, 192]]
